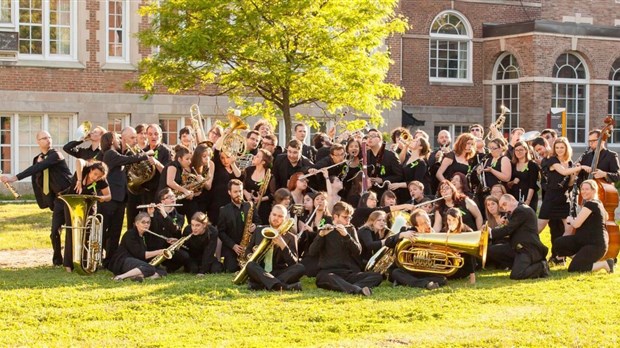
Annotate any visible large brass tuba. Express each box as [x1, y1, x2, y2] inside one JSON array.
[[126, 144, 156, 195], [394, 224, 489, 276], [59, 194, 103, 275], [233, 218, 295, 285]]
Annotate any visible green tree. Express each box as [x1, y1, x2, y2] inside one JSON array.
[[136, 0, 407, 141]]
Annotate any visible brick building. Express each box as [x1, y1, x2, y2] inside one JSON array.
[[1, 0, 620, 194]]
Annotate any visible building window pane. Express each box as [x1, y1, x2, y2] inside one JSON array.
[[429, 11, 471, 81], [108, 113, 129, 133], [18, 0, 43, 54], [552, 53, 588, 143], [494, 54, 520, 138], [0, 115, 11, 174], [17, 114, 42, 173], [609, 58, 620, 143], [159, 118, 179, 146], [107, 0, 125, 59], [18, 0, 73, 57], [0, 0, 11, 23]]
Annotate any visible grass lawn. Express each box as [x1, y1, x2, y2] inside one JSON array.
[[1, 203, 619, 347]]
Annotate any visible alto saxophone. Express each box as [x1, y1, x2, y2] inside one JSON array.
[[150, 234, 193, 266]]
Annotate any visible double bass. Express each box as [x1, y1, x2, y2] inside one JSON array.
[[583, 116, 620, 259]]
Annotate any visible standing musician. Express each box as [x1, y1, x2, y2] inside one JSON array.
[[63, 125, 106, 161], [478, 138, 512, 196], [308, 202, 383, 296], [99, 129, 152, 266], [260, 134, 282, 158], [294, 123, 317, 162], [253, 119, 273, 138], [208, 140, 243, 225], [272, 139, 313, 190], [341, 138, 363, 207], [557, 180, 615, 273], [145, 188, 188, 273], [245, 130, 261, 156], [244, 204, 306, 291], [108, 212, 168, 282], [190, 143, 216, 217], [135, 124, 149, 149], [243, 148, 274, 224], [61, 160, 111, 272], [436, 133, 476, 184], [307, 143, 347, 192], [505, 127, 525, 160], [433, 180, 483, 232], [392, 135, 431, 202], [178, 126, 194, 150], [1, 130, 72, 266], [182, 212, 223, 275], [487, 194, 550, 280], [577, 129, 620, 184], [217, 179, 259, 272], [158, 145, 199, 224], [312, 132, 332, 162], [288, 172, 309, 205], [428, 130, 451, 195], [365, 128, 403, 199], [507, 141, 540, 209]]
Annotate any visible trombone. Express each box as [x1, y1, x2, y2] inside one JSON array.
[[190, 104, 208, 147]]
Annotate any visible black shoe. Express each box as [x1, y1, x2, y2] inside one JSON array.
[[426, 281, 440, 290], [52, 256, 63, 266], [285, 282, 302, 291], [360, 286, 372, 297], [129, 275, 144, 283], [541, 260, 551, 278], [607, 259, 615, 274]]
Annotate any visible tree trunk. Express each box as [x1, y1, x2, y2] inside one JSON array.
[[281, 90, 292, 143]]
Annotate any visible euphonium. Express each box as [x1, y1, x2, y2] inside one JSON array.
[[58, 194, 103, 275], [394, 224, 489, 276], [150, 234, 193, 266], [365, 212, 409, 275], [126, 143, 156, 195], [233, 218, 295, 285]]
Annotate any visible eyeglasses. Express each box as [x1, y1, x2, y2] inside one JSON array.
[[588, 139, 599, 143], [368, 134, 381, 139], [138, 220, 150, 225], [488, 147, 499, 151], [514, 148, 526, 152], [262, 142, 274, 146]]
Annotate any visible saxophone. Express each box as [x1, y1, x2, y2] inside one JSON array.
[[237, 169, 271, 267], [149, 234, 193, 266]]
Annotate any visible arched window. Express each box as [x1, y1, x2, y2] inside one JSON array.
[[609, 59, 620, 143], [429, 11, 472, 83], [493, 54, 520, 137], [551, 53, 588, 143]]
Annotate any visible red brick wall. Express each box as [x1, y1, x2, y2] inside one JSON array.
[[541, 0, 620, 26]]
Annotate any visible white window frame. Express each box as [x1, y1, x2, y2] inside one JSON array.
[[105, 0, 129, 63], [0, 0, 16, 28], [608, 60, 620, 143], [433, 123, 471, 148], [428, 10, 473, 84], [492, 53, 520, 138], [551, 53, 589, 144], [3, 112, 76, 178], [18, 0, 78, 61], [107, 113, 131, 133], [159, 116, 186, 146]]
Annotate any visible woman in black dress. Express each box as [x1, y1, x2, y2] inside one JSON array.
[[108, 212, 167, 281], [190, 144, 215, 218], [357, 210, 389, 266], [556, 180, 614, 273], [243, 149, 274, 224], [433, 180, 482, 232], [207, 149, 243, 225], [443, 207, 477, 284], [508, 141, 540, 209], [436, 133, 476, 183], [479, 138, 512, 196], [392, 136, 431, 202], [183, 212, 223, 275], [159, 145, 198, 224]]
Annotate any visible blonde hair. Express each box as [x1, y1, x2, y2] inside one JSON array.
[[552, 137, 572, 162]]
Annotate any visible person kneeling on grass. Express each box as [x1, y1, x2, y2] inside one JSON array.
[[107, 212, 168, 282]]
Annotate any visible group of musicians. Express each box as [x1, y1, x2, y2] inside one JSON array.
[[1, 113, 617, 294]]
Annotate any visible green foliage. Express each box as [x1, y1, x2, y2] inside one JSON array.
[[135, 0, 408, 140]]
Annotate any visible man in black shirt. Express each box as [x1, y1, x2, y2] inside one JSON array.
[[294, 123, 317, 162], [272, 139, 313, 189], [218, 179, 258, 272], [578, 129, 620, 184], [308, 201, 383, 296], [63, 125, 105, 161], [366, 128, 403, 198], [307, 143, 347, 192], [2, 131, 72, 265]]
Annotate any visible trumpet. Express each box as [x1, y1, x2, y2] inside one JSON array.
[[0, 170, 20, 199], [75, 121, 92, 141], [484, 105, 509, 141], [398, 132, 414, 147]]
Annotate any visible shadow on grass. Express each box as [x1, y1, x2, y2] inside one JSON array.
[[0, 265, 584, 302], [0, 210, 50, 228]]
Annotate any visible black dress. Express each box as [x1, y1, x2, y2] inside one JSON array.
[[482, 155, 508, 189], [243, 166, 272, 225], [107, 229, 166, 277], [539, 157, 571, 220], [437, 199, 477, 231], [207, 149, 243, 225], [399, 153, 430, 203], [442, 152, 470, 181], [509, 160, 540, 209]]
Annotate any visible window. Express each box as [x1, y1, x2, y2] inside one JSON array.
[[19, 0, 76, 59], [106, 0, 128, 62], [429, 11, 472, 83], [494, 54, 520, 138], [0, 114, 11, 174], [609, 59, 620, 143], [433, 124, 470, 147], [0, 0, 11, 24], [551, 53, 588, 143], [159, 117, 182, 146], [17, 114, 42, 173], [108, 113, 130, 132]]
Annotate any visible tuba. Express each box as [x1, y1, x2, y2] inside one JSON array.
[[365, 212, 409, 275], [394, 224, 489, 276], [233, 218, 295, 285], [126, 143, 156, 195], [150, 234, 193, 266], [59, 194, 103, 275]]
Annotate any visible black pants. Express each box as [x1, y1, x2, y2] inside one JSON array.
[[125, 192, 143, 229], [390, 268, 447, 289], [316, 269, 383, 294], [51, 198, 66, 265], [488, 244, 547, 280], [300, 255, 320, 277], [99, 200, 126, 264], [247, 262, 306, 290], [118, 257, 167, 278], [162, 249, 191, 273], [549, 219, 564, 258], [221, 246, 240, 273], [555, 236, 607, 272]]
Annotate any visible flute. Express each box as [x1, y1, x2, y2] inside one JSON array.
[[136, 203, 183, 209], [299, 159, 348, 179]]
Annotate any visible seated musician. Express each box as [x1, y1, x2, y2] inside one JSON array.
[[443, 208, 477, 284], [556, 180, 614, 273], [434, 180, 482, 232], [487, 194, 550, 280], [351, 191, 413, 229], [357, 211, 390, 266], [298, 192, 325, 277], [182, 212, 223, 275], [244, 204, 305, 291], [484, 196, 508, 240], [61, 160, 111, 272], [308, 202, 383, 296], [145, 188, 189, 273], [108, 212, 167, 282]]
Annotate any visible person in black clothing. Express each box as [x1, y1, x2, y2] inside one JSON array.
[[272, 139, 313, 190], [294, 123, 317, 162], [245, 204, 306, 291], [357, 210, 390, 266], [260, 134, 282, 158], [159, 145, 199, 224], [307, 143, 347, 192], [99, 129, 152, 266], [108, 212, 167, 281], [443, 207, 477, 284], [243, 149, 274, 225], [392, 135, 431, 202], [436, 133, 475, 184], [308, 201, 383, 296], [428, 130, 451, 195], [61, 160, 111, 272], [145, 188, 188, 273], [350, 191, 413, 229], [556, 180, 614, 273], [312, 132, 332, 163], [217, 179, 259, 272], [2, 130, 72, 266], [183, 211, 223, 275], [365, 128, 403, 199], [63, 125, 105, 161], [433, 180, 483, 232], [507, 141, 540, 209], [578, 129, 620, 184], [487, 194, 550, 280]]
